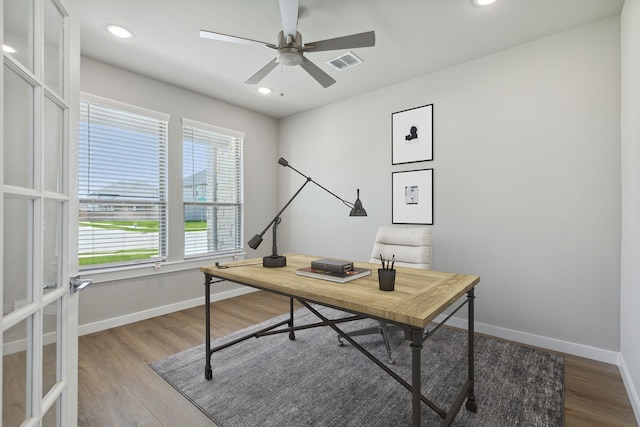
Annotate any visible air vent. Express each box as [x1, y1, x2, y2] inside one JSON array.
[[327, 52, 363, 71]]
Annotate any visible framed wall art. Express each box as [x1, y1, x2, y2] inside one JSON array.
[[392, 104, 433, 165], [392, 169, 433, 225]]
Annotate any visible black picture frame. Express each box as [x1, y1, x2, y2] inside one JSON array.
[[392, 169, 433, 225], [391, 104, 433, 165]]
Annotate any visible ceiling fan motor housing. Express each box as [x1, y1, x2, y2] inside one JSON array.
[[277, 31, 304, 66]]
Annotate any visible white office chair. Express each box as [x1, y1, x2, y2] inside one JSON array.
[[338, 226, 432, 364]]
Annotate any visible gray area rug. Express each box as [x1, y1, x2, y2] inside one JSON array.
[[150, 307, 564, 426]]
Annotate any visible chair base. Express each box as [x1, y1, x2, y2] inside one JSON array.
[[338, 320, 399, 364]]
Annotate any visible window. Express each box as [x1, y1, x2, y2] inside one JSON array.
[[79, 95, 169, 268], [183, 119, 244, 257]]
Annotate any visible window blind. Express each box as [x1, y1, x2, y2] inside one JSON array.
[[183, 119, 244, 257], [79, 96, 169, 268]]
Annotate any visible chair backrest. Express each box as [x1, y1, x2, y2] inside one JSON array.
[[369, 226, 431, 270]]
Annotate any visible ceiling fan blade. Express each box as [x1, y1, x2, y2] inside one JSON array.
[[299, 57, 336, 88], [304, 31, 375, 52], [279, 0, 299, 39], [200, 30, 276, 49], [245, 58, 279, 85]]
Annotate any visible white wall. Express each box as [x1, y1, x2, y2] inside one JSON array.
[[78, 58, 279, 331], [620, 0, 640, 420], [278, 18, 621, 356]]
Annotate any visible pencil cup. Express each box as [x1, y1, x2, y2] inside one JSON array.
[[378, 269, 396, 291]]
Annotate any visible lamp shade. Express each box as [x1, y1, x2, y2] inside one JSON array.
[[248, 234, 263, 249], [349, 189, 367, 216]]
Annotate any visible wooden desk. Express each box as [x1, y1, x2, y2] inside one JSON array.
[[201, 254, 480, 426]]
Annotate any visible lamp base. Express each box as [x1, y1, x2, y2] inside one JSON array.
[[263, 255, 286, 268]]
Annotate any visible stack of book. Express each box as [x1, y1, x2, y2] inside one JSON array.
[[295, 258, 371, 283]]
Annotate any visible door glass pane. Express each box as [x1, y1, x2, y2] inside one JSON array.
[[3, 317, 31, 425], [42, 399, 58, 427], [43, 299, 59, 398], [3, 65, 34, 189], [3, 196, 33, 316], [43, 0, 65, 95], [3, 0, 34, 72], [43, 97, 64, 193], [43, 201, 62, 294]]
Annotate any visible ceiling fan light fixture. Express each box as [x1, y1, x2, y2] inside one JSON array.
[[257, 86, 272, 94], [107, 24, 133, 39], [473, 0, 498, 5], [2, 44, 16, 53], [277, 49, 303, 66]]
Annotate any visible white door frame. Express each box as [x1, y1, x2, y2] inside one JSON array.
[[2, 0, 80, 425]]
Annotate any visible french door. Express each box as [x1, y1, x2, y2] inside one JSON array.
[[2, 0, 80, 425]]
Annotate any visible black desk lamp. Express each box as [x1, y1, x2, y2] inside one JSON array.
[[248, 157, 367, 267]]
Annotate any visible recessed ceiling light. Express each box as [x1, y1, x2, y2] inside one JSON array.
[[257, 87, 272, 94], [473, 0, 498, 5], [3, 44, 16, 53], [107, 25, 133, 39]]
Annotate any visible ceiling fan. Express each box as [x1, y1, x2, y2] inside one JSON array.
[[199, 0, 375, 88]]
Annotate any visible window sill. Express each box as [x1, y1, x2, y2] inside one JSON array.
[[79, 251, 247, 284]]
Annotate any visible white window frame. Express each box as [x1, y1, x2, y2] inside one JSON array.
[[78, 93, 170, 272], [76, 96, 248, 283], [182, 118, 245, 259]]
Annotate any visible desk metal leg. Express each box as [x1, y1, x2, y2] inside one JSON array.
[[204, 273, 213, 380], [465, 288, 477, 412], [410, 327, 423, 427], [288, 297, 296, 340]]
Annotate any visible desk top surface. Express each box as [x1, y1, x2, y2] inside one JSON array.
[[201, 254, 479, 328]]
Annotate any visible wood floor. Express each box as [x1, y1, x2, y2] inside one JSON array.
[[77, 291, 638, 426]]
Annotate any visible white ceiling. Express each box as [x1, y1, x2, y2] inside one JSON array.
[[79, 0, 624, 119]]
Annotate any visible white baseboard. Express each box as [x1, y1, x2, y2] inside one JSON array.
[[76, 287, 640, 425], [4, 331, 58, 355], [80, 288, 620, 364], [435, 314, 620, 365], [75, 288, 639, 424], [78, 285, 257, 336], [618, 353, 640, 425], [80, 286, 619, 364]]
